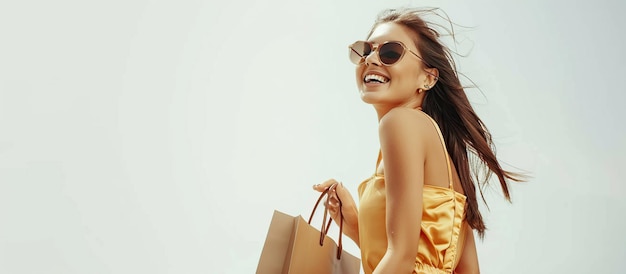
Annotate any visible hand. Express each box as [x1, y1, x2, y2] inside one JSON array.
[[312, 179, 359, 238]]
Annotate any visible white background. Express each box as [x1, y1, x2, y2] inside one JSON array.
[[1, 0, 625, 273]]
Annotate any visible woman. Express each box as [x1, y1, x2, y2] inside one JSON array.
[[313, 8, 524, 274]]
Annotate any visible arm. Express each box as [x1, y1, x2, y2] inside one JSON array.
[[373, 109, 429, 274], [454, 226, 480, 274]]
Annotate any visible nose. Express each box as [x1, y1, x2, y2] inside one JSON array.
[[364, 50, 381, 66]]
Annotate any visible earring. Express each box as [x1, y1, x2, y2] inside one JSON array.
[[417, 88, 423, 94]]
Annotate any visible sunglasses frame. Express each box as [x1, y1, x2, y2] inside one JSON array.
[[348, 40, 431, 67]]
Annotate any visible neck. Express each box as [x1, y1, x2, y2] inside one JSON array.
[[373, 97, 424, 122]]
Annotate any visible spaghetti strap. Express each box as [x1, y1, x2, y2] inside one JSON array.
[[375, 150, 382, 175], [424, 115, 454, 190], [359, 111, 466, 274], [375, 113, 453, 190]]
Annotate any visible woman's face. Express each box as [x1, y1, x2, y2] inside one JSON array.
[[355, 22, 431, 108]]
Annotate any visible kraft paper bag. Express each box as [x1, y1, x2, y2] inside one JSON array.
[[256, 185, 361, 274]]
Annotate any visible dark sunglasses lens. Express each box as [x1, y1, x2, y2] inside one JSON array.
[[349, 41, 371, 64], [379, 42, 404, 65]]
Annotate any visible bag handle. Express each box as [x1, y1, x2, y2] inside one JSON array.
[[307, 183, 344, 260]]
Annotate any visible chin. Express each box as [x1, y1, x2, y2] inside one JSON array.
[[360, 90, 385, 105]]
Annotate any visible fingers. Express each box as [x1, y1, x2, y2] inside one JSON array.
[[312, 178, 340, 192], [313, 180, 351, 206], [328, 205, 340, 219], [327, 191, 340, 207], [332, 183, 351, 203], [326, 195, 341, 219], [313, 180, 351, 221]]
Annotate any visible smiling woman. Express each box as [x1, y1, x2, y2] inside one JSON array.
[[313, 7, 526, 274]]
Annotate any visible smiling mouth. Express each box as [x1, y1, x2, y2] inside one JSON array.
[[364, 74, 390, 84]]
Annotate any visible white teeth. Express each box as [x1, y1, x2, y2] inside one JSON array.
[[364, 74, 389, 83]]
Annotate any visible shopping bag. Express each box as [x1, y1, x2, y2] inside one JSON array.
[[256, 184, 361, 274]]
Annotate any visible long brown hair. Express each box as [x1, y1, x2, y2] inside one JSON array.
[[368, 8, 525, 238]]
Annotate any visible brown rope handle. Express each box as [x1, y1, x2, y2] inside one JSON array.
[[307, 183, 344, 260]]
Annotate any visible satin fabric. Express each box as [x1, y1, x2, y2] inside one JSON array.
[[357, 174, 467, 274], [356, 112, 469, 274]]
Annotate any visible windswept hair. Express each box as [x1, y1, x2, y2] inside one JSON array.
[[369, 7, 526, 238]]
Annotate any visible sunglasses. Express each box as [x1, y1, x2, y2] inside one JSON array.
[[348, 40, 429, 66]]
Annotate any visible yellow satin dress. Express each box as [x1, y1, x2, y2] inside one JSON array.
[[357, 117, 468, 274]]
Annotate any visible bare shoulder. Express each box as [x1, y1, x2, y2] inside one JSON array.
[[378, 107, 437, 140]]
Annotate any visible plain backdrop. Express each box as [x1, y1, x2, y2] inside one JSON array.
[[1, 0, 625, 273]]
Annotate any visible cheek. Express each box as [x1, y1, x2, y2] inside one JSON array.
[[354, 66, 364, 84], [390, 67, 419, 89]]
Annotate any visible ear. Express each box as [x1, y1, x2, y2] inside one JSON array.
[[424, 67, 439, 89]]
